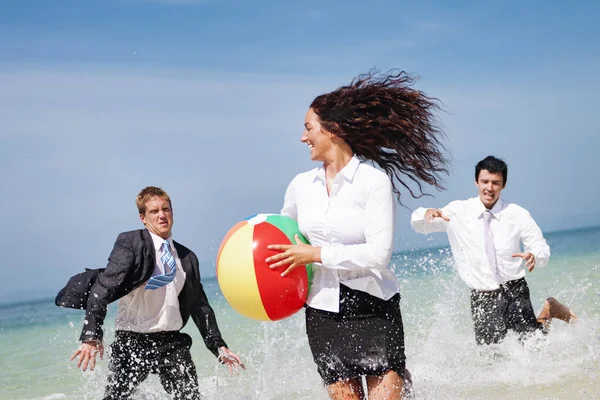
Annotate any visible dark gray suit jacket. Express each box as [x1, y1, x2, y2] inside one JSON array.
[[57, 229, 227, 357]]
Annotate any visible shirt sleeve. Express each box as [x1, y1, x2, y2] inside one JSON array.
[[280, 178, 297, 220], [319, 176, 394, 271], [410, 206, 450, 234], [520, 210, 551, 268]]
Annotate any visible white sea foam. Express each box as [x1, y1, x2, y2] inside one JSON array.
[[27, 394, 66, 400], [2, 228, 599, 399]]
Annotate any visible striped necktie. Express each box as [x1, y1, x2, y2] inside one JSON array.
[[145, 240, 177, 290]]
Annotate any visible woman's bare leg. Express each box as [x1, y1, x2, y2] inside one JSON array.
[[365, 370, 404, 400], [327, 377, 365, 400]]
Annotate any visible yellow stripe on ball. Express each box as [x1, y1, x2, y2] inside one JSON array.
[[217, 223, 270, 321]]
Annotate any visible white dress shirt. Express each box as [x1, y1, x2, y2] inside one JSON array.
[[411, 197, 550, 291], [115, 232, 187, 332], [281, 156, 399, 312]]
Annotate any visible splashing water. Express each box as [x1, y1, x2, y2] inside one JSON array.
[[1, 227, 599, 399]]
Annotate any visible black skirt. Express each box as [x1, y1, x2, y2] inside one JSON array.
[[305, 284, 406, 385]]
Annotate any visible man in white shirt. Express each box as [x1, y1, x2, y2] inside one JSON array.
[[411, 156, 575, 345], [63, 186, 244, 399]]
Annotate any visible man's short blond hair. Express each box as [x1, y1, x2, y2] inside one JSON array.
[[136, 186, 172, 214]]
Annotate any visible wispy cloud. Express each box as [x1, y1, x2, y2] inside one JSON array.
[[0, 65, 328, 295], [2, 63, 598, 302]]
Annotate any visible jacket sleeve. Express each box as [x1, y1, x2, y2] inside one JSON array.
[[55, 268, 104, 310], [79, 232, 135, 342], [189, 252, 227, 357]]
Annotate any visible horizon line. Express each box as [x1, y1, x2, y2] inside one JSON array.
[[2, 223, 597, 308]]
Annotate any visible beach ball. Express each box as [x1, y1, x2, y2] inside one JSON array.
[[216, 214, 313, 321]]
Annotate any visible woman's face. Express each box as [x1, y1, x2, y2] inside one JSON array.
[[302, 108, 334, 161]]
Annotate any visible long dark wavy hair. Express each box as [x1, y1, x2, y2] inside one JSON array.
[[310, 69, 450, 202]]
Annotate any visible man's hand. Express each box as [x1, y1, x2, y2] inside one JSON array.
[[512, 252, 536, 272], [217, 346, 246, 375], [70, 340, 104, 372], [267, 234, 320, 277], [425, 208, 450, 222]]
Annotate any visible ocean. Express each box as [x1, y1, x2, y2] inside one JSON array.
[[1, 225, 599, 400]]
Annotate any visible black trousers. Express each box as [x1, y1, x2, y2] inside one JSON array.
[[104, 330, 200, 400], [470, 277, 546, 345]]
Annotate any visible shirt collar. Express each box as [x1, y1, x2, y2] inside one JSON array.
[[315, 155, 362, 182], [471, 196, 504, 220], [148, 230, 173, 252]]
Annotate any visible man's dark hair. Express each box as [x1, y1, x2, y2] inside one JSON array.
[[475, 155, 508, 185]]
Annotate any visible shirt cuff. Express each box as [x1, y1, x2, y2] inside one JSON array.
[[411, 207, 428, 223], [531, 249, 548, 267], [320, 245, 336, 268]]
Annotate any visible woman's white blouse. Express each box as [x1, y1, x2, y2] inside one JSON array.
[[281, 156, 399, 312]]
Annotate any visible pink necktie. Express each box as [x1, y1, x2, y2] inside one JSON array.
[[483, 210, 501, 282]]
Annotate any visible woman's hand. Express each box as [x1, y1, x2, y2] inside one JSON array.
[[267, 234, 320, 276]]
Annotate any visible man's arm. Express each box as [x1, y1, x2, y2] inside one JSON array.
[[188, 251, 228, 356], [188, 252, 245, 374], [518, 210, 551, 271], [71, 232, 136, 371], [410, 206, 451, 234], [80, 232, 135, 342]]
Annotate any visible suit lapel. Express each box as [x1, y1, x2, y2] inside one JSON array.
[[140, 233, 193, 289], [142, 229, 157, 276], [174, 241, 193, 277]]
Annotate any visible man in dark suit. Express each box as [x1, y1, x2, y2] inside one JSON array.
[[66, 186, 244, 400]]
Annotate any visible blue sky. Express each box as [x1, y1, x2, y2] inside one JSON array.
[[1, 0, 599, 302]]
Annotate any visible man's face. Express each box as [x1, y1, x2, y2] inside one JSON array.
[[140, 196, 173, 239], [476, 169, 505, 209]]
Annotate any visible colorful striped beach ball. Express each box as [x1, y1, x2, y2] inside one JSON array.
[[216, 214, 313, 321]]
